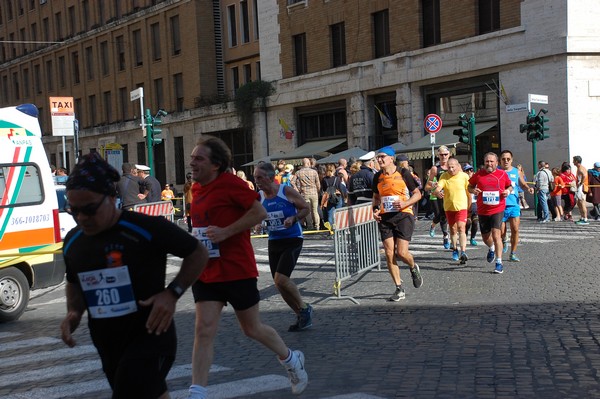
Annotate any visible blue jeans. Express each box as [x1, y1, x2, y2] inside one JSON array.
[[326, 197, 343, 228], [537, 189, 550, 221]]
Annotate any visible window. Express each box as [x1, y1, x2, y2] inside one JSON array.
[[88, 95, 96, 127], [151, 23, 161, 61], [7, 1, 13, 20], [23, 68, 30, 97], [71, 51, 80, 84], [29, 0, 35, 11], [174, 73, 184, 112], [170, 15, 181, 55], [298, 108, 347, 142], [58, 56, 65, 87], [34, 64, 41, 93], [9, 33, 15, 58], [0, 39, 4, 62], [256, 62, 261, 81], [55, 12, 62, 40], [97, 1, 104, 25], [2, 76, 8, 101], [330, 22, 346, 67], [243, 64, 252, 84], [0, 164, 44, 207], [68, 6, 76, 36], [240, 0, 250, 44], [82, 0, 90, 30], [45, 60, 53, 91], [479, 0, 500, 34], [20, 28, 26, 55], [133, 29, 143, 66], [422, 0, 441, 47], [137, 142, 146, 166], [154, 78, 164, 109], [227, 5, 237, 47], [174, 136, 185, 184], [118, 87, 128, 121], [116, 35, 125, 71], [18, 0, 24, 15], [42, 17, 49, 43], [85, 46, 94, 80], [121, 144, 128, 163], [31, 23, 37, 50], [100, 41, 109, 76], [74, 98, 82, 122], [253, 0, 259, 39], [293, 33, 307, 76], [373, 10, 390, 58], [103, 91, 112, 124], [12, 72, 19, 100], [231, 67, 239, 94]]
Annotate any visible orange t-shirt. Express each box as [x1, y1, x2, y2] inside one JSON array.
[[375, 170, 415, 215]]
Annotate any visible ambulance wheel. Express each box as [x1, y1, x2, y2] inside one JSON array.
[[0, 268, 30, 322]]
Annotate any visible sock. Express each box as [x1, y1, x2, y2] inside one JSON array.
[[490, 244, 495, 252], [496, 257, 503, 264], [280, 348, 293, 363], [189, 384, 208, 399]]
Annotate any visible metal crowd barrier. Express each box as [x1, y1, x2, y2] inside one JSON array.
[[323, 203, 381, 304], [132, 201, 175, 222]]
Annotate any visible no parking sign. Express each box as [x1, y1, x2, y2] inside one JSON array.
[[424, 114, 442, 134]]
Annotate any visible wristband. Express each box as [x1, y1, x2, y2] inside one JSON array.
[[167, 281, 185, 299]]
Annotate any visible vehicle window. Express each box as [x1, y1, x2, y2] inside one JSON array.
[[0, 163, 44, 208]]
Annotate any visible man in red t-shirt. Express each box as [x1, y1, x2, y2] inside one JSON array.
[[187, 138, 308, 398], [468, 152, 513, 274]]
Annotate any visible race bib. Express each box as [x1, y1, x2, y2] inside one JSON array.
[[381, 195, 400, 213], [482, 190, 500, 205], [78, 266, 137, 319], [192, 227, 221, 258], [265, 210, 286, 232]]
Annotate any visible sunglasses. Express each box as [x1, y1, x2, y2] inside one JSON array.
[[439, 153, 450, 156], [66, 195, 107, 217]]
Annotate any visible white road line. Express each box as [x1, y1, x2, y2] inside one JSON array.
[[325, 395, 388, 399], [0, 345, 97, 368], [1, 363, 230, 399], [0, 360, 101, 388], [0, 337, 61, 352], [171, 374, 290, 399], [0, 332, 21, 339]]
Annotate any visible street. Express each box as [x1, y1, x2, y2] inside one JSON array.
[[1, 212, 600, 398]]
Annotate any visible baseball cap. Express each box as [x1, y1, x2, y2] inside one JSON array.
[[463, 163, 474, 171], [396, 154, 409, 162], [359, 151, 376, 161], [284, 164, 294, 172], [377, 146, 395, 157], [595, 162, 600, 168]]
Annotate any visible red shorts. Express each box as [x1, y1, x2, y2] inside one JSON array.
[[445, 209, 468, 225]]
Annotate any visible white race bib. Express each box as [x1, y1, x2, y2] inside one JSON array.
[[265, 210, 286, 231], [192, 227, 221, 258], [482, 190, 500, 205], [381, 195, 400, 213], [78, 266, 137, 319]]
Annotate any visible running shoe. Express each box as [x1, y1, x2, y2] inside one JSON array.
[[509, 253, 520, 262], [494, 262, 504, 274], [281, 350, 308, 395], [470, 238, 478, 246], [443, 237, 450, 249], [575, 219, 590, 225], [411, 265, 423, 288], [288, 304, 313, 332], [459, 252, 468, 264], [429, 225, 435, 237], [452, 249, 459, 261], [388, 286, 406, 301], [486, 249, 495, 263]]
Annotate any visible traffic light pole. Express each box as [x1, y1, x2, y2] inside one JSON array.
[[145, 108, 155, 177], [531, 140, 538, 218], [469, 114, 477, 167]]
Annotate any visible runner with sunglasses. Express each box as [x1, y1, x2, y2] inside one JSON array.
[[425, 146, 451, 250], [60, 153, 209, 399]]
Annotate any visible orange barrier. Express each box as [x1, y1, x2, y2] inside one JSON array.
[[133, 201, 175, 222]]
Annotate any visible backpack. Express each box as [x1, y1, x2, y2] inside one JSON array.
[[544, 170, 555, 192], [326, 177, 340, 205]]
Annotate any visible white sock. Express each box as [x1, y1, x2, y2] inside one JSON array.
[[490, 244, 495, 251], [189, 384, 208, 399], [496, 257, 503, 264], [280, 348, 293, 365]]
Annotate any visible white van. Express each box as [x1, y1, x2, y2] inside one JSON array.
[[0, 104, 66, 322]]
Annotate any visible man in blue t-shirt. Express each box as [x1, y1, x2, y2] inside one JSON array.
[[499, 150, 534, 262]]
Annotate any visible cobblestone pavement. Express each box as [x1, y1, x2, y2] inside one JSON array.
[[1, 211, 600, 398]]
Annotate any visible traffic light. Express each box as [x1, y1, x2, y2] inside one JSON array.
[[522, 110, 538, 142], [537, 109, 549, 140], [453, 114, 470, 144], [149, 109, 167, 145]]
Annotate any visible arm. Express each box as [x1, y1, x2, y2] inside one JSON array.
[[432, 179, 444, 198], [518, 173, 534, 194], [140, 242, 209, 335], [207, 200, 267, 244], [60, 281, 87, 347], [372, 193, 382, 222], [283, 186, 310, 227], [424, 166, 438, 191]]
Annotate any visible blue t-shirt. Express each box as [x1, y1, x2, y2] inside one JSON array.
[[259, 185, 303, 240], [504, 166, 520, 207]]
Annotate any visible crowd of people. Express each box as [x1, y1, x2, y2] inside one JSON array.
[[56, 140, 598, 398]]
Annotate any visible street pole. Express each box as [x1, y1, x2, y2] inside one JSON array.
[[532, 140, 538, 218], [469, 113, 477, 167], [145, 108, 155, 176]]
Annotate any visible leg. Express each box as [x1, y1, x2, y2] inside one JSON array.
[[509, 217, 520, 253], [235, 303, 289, 358], [273, 273, 306, 314], [382, 236, 401, 286], [395, 237, 415, 268], [456, 220, 467, 252], [491, 227, 504, 261], [309, 194, 320, 230], [191, 301, 224, 387]]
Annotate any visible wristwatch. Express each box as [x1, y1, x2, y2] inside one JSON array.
[[167, 281, 185, 299]]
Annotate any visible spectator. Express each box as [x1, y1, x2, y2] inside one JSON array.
[[136, 164, 161, 203], [534, 161, 552, 223], [280, 164, 294, 187], [463, 164, 479, 246], [116, 163, 149, 211], [293, 158, 321, 230], [586, 162, 600, 221], [348, 157, 375, 205], [183, 173, 194, 232], [321, 164, 346, 231], [573, 155, 589, 225], [560, 162, 576, 221], [274, 160, 286, 184], [161, 184, 174, 201], [551, 167, 565, 221], [236, 170, 255, 191]]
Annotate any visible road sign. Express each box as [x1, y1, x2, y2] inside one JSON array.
[[424, 114, 442, 134], [130, 87, 143, 101], [506, 103, 528, 113], [430, 133, 435, 144]]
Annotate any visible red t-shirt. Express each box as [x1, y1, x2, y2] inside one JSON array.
[[468, 168, 512, 216], [190, 173, 260, 283]]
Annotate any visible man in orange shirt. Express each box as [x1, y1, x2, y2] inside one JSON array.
[[573, 155, 590, 225], [371, 146, 423, 301]]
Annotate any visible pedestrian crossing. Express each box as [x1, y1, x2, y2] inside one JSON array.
[[0, 333, 387, 398]]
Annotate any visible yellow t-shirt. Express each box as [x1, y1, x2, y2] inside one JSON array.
[[437, 171, 470, 211]]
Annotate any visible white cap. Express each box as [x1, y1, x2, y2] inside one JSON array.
[[359, 151, 376, 161], [135, 164, 150, 171]]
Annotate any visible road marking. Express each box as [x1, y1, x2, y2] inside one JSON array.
[[0, 332, 21, 339], [1, 345, 97, 367], [0, 337, 61, 352], [326, 395, 388, 399], [171, 374, 290, 398]]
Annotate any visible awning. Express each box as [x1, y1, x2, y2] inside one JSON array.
[[317, 146, 368, 164], [280, 138, 346, 160], [399, 122, 497, 160], [241, 151, 286, 167]]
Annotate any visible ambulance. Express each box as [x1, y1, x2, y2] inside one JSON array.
[[0, 104, 66, 322]]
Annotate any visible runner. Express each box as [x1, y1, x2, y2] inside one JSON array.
[[425, 146, 451, 249], [467, 152, 513, 274], [254, 161, 314, 332]]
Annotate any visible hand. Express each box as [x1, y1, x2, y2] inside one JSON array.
[[60, 311, 83, 347], [373, 208, 381, 222], [139, 290, 177, 335], [205, 225, 228, 243], [283, 216, 295, 228], [528, 187, 534, 194], [501, 189, 510, 198], [137, 193, 145, 199]]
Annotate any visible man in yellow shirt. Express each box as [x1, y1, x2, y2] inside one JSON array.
[[432, 158, 471, 264]]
